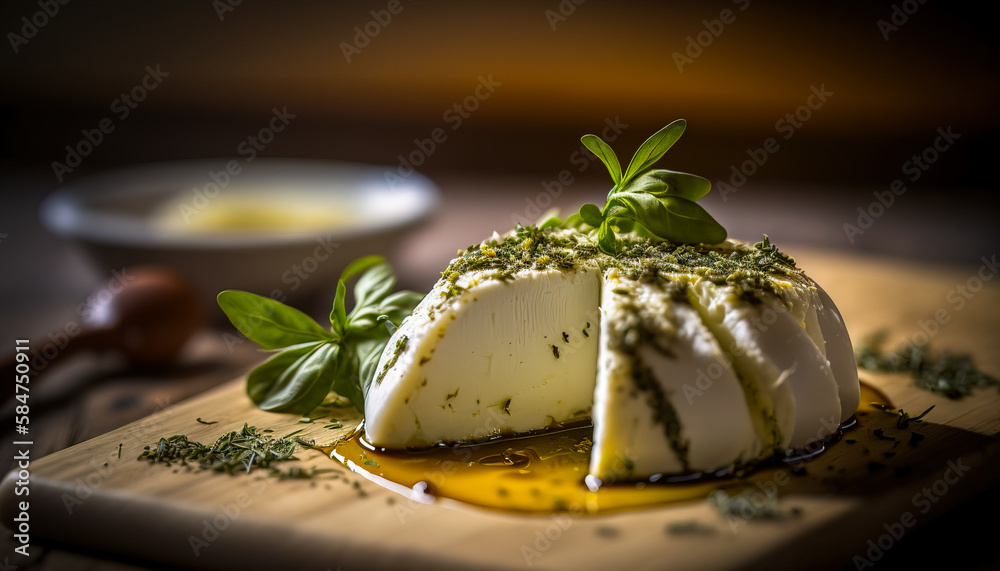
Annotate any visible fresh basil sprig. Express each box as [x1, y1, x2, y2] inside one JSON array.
[[577, 119, 727, 253], [218, 256, 422, 415]]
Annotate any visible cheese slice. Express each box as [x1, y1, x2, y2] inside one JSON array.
[[686, 280, 842, 450], [589, 270, 760, 481]]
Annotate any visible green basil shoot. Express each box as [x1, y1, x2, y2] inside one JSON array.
[[577, 119, 727, 253], [218, 256, 422, 416]]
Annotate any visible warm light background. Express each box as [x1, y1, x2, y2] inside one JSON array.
[[3, 2, 997, 180]]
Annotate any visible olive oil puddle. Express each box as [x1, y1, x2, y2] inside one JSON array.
[[321, 383, 888, 515]]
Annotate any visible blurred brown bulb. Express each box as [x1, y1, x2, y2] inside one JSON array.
[[2, 266, 204, 401], [82, 266, 205, 368]]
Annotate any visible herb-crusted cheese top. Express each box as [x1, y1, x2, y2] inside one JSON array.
[[443, 226, 810, 305]]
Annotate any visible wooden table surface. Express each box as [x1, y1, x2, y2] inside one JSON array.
[[1, 172, 998, 570]]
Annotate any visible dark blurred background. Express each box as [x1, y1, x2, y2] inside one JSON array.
[[2, 1, 998, 267]]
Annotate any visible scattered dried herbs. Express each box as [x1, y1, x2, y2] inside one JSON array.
[[856, 332, 999, 399], [138, 423, 310, 477]]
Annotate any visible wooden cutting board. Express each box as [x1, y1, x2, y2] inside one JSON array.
[[3, 248, 999, 571]]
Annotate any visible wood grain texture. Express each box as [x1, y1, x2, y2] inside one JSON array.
[[3, 247, 999, 571]]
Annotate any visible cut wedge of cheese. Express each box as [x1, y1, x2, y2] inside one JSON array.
[[364, 228, 859, 479]]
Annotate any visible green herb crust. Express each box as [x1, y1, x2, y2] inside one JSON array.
[[376, 334, 409, 385], [610, 323, 691, 472], [443, 226, 807, 301]]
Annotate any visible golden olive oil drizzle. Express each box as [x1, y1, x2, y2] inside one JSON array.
[[322, 383, 889, 515]]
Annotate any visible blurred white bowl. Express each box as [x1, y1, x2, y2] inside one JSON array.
[[40, 158, 439, 308]]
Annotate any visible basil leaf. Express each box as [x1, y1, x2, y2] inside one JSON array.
[[579, 203, 604, 227], [377, 290, 423, 324], [597, 220, 621, 254], [538, 215, 563, 230], [606, 192, 670, 236], [621, 119, 687, 187], [623, 169, 711, 201], [348, 290, 423, 333], [581, 134, 622, 186], [352, 262, 396, 313], [661, 196, 727, 244], [354, 338, 390, 409], [563, 213, 583, 228], [218, 290, 337, 349], [608, 193, 726, 244], [331, 255, 386, 334], [247, 342, 340, 414], [609, 217, 635, 233], [330, 342, 365, 411]]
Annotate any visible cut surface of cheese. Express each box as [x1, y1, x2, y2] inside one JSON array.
[[364, 267, 601, 448]]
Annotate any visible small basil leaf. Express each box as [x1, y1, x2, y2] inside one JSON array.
[[331, 342, 366, 412], [378, 290, 423, 320], [624, 169, 711, 201], [354, 338, 390, 408], [608, 217, 635, 233], [351, 263, 396, 316], [246, 342, 319, 403], [581, 134, 622, 186], [607, 192, 672, 238], [349, 290, 423, 333], [661, 196, 728, 244], [538, 215, 563, 230], [218, 290, 337, 349], [597, 220, 621, 254], [579, 203, 605, 227], [621, 119, 687, 187], [610, 192, 726, 244], [247, 342, 339, 414], [563, 213, 583, 228], [331, 255, 386, 331]]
